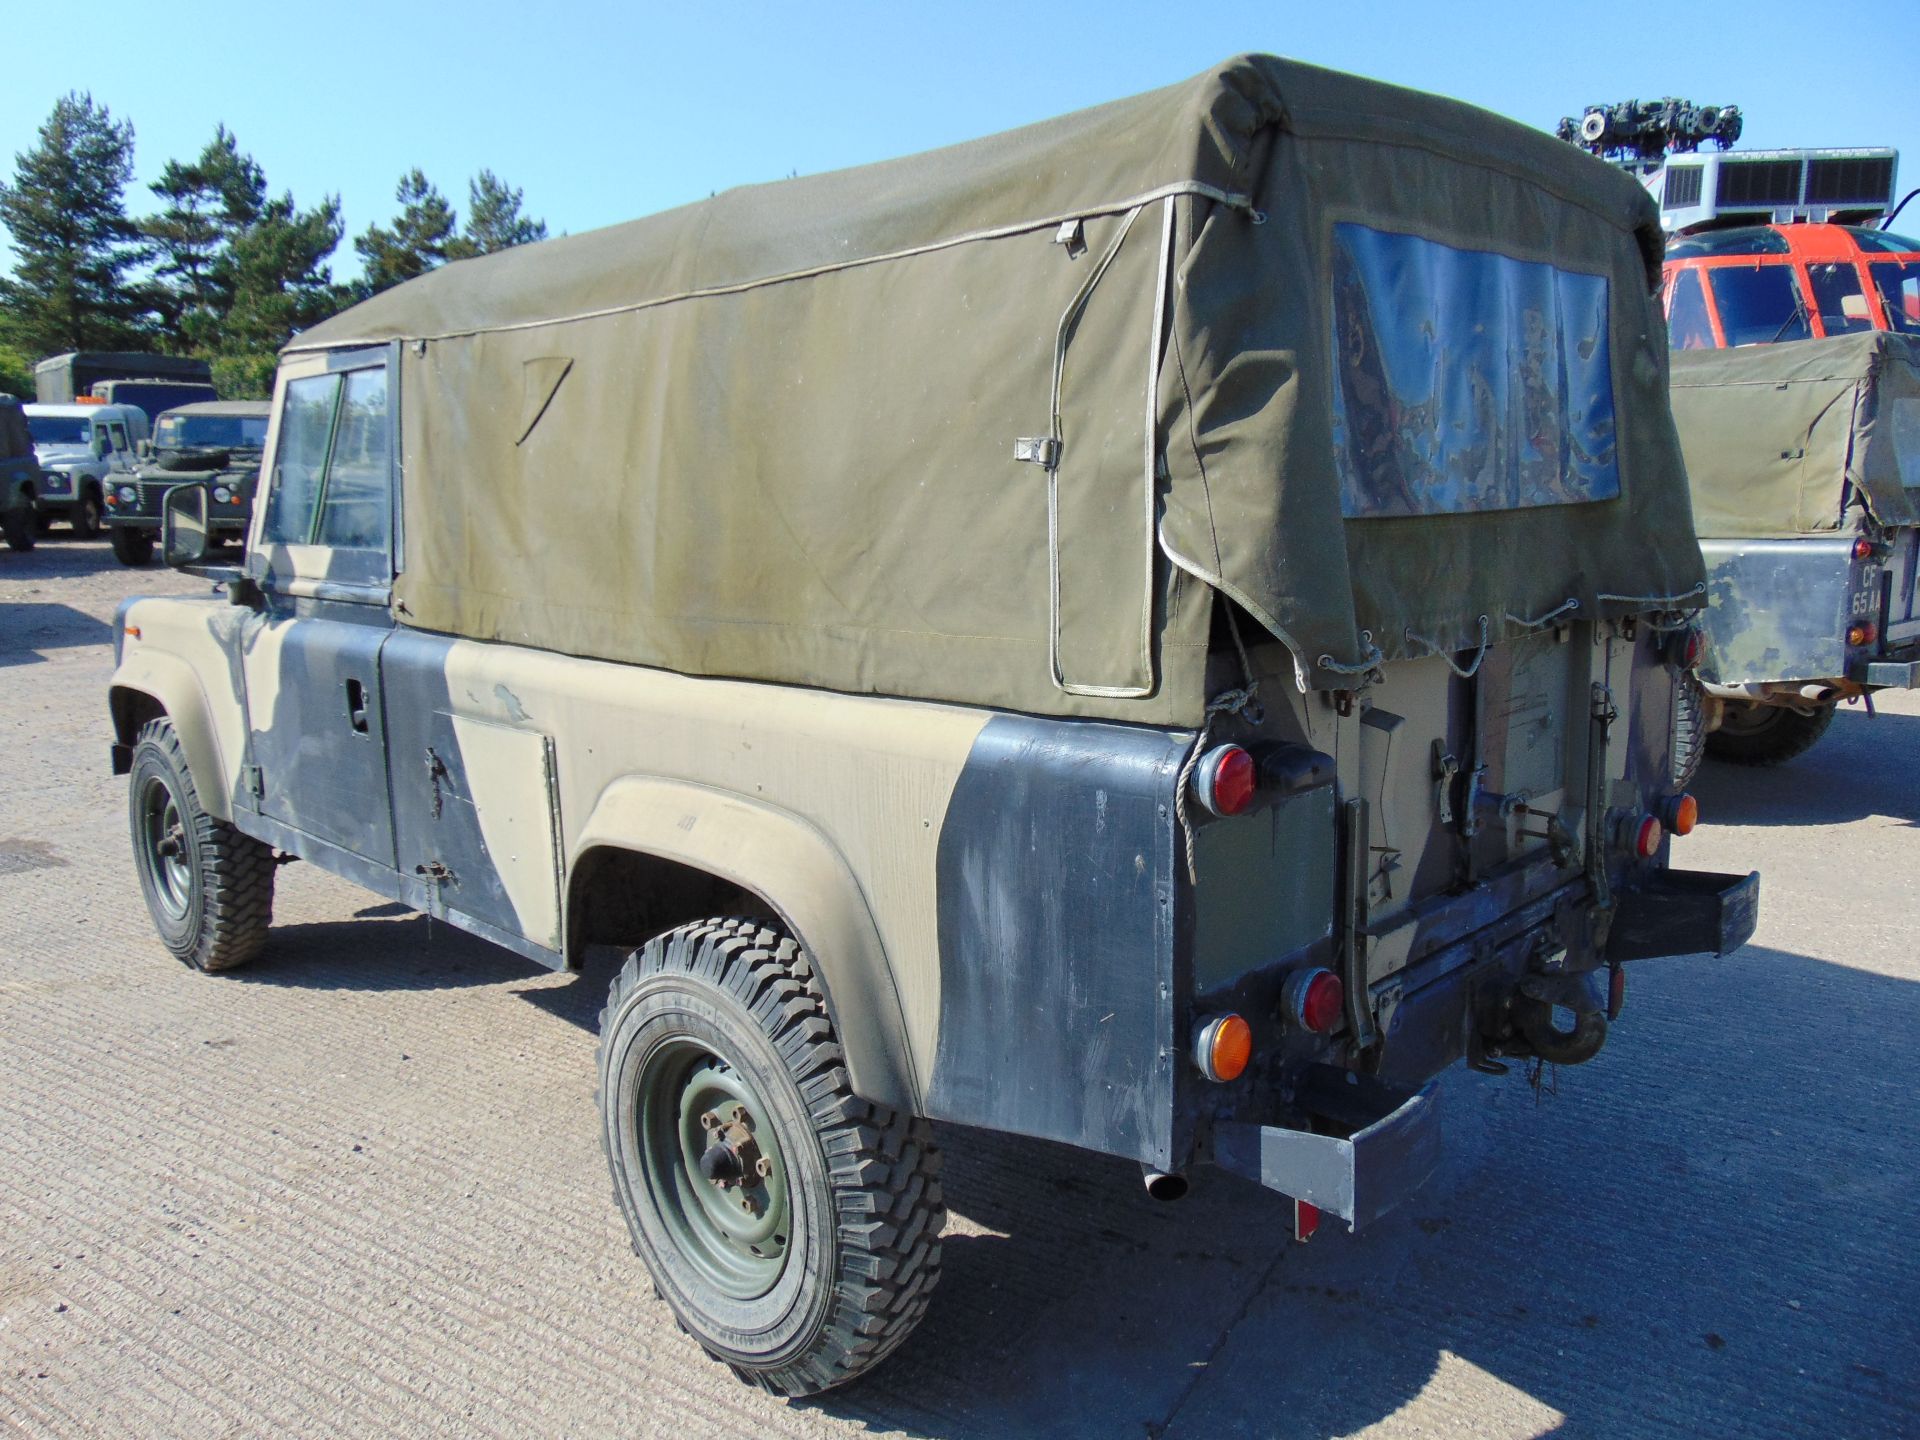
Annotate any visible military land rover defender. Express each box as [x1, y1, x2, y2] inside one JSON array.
[[106, 400, 271, 565], [112, 56, 1758, 1396]]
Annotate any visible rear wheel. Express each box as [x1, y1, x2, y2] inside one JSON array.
[[110, 526, 154, 566], [2, 508, 33, 553], [599, 917, 943, 1396], [72, 488, 102, 537], [1705, 700, 1835, 766], [128, 717, 275, 971]]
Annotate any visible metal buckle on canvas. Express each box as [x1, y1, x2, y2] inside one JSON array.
[[1013, 436, 1061, 470]]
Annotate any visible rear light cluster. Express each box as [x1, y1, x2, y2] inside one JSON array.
[[1847, 621, 1878, 649], [1852, 536, 1885, 561], [1193, 1014, 1252, 1083], [1283, 967, 1345, 1034], [1615, 811, 1663, 858], [1664, 626, 1705, 671], [1662, 793, 1699, 837], [1192, 744, 1256, 817]]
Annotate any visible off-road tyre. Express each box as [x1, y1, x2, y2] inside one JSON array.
[[128, 717, 275, 971], [110, 526, 154, 566], [1705, 700, 1835, 767], [1, 508, 33, 553], [71, 487, 102, 537], [598, 917, 943, 1396]]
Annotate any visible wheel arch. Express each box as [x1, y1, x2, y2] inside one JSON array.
[[567, 776, 920, 1114], [110, 654, 233, 821]]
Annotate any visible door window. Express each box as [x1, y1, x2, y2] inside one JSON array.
[[315, 368, 391, 550], [257, 362, 392, 559], [260, 372, 342, 544]]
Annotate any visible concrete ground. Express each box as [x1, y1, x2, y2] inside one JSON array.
[[1, 535, 1915, 1440]]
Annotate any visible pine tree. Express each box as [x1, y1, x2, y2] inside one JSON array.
[[450, 169, 547, 259], [354, 170, 456, 297], [142, 125, 266, 351], [224, 193, 348, 354], [0, 92, 152, 355]]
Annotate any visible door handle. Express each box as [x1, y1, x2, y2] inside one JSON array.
[[346, 677, 370, 733]]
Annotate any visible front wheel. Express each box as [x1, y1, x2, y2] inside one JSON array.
[[599, 918, 944, 1396], [129, 717, 276, 970], [71, 488, 102, 537], [110, 526, 155, 565], [1705, 700, 1835, 766]]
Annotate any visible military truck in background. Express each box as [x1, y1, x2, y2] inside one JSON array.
[[1648, 153, 1920, 763], [1, 397, 39, 553], [117, 56, 1757, 1397], [106, 401, 271, 565], [89, 377, 221, 426], [32, 351, 212, 404]]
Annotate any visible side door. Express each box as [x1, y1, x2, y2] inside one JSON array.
[[237, 349, 399, 872]]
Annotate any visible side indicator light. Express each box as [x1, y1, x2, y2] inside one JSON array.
[[1192, 744, 1257, 817], [1847, 621, 1877, 648], [1664, 793, 1698, 836], [1194, 1014, 1253, 1083], [1284, 967, 1345, 1035], [123, 625, 141, 640]]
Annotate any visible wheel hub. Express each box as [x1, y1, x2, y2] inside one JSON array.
[[697, 1104, 775, 1211]]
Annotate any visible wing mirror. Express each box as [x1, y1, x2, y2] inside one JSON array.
[[161, 482, 211, 566]]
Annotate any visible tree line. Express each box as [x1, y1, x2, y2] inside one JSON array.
[[0, 93, 548, 399]]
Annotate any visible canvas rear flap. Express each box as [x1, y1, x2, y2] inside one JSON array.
[[1671, 330, 1920, 539], [307, 55, 1701, 722]]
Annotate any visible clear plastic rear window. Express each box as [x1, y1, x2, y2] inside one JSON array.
[[1331, 223, 1621, 519]]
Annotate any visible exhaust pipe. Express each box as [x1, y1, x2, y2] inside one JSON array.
[[1143, 1169, 1189, 1202], [1798, 684, 1838, 705]]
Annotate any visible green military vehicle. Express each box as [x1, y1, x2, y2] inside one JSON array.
[[1669, 327, 1920, 765], [113, 56, 1757, 1396], [2, 396, 39, 552], [106, 400, 272, 565]]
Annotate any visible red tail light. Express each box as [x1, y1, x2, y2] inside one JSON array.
[[1192, 744, 1257, 817], [1853, 536, 1882, 561], [1633, 815, 1663, 858], [1284, 967, 1345, 1034], [1666, 627, 1705, 671]]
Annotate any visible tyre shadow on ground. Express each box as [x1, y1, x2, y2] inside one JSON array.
[[1695, 707, 1920, 827], [0, 601, 114, 667], [0, 535, 157, 583]]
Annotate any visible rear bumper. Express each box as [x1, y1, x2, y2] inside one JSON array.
[[1607, 868, 1760, 962], [1212, 1068, 1441, 1231], [1854, 658, 1920, 688]]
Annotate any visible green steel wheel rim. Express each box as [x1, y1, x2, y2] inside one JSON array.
[[637, 1037, 791, 1302], [140, 774, 192, 921]]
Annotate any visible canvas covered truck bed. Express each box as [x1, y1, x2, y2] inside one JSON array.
[[289, 53, 1705, 723]]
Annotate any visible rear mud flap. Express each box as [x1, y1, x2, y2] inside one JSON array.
[[1212, 1068, 1442, 1231], [1606, 868, 1760, 962]]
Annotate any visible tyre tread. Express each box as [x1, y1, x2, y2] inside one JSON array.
[[598, 917, 943, 1396]]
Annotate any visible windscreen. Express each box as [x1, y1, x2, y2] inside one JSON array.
[[156, 414, 269, 449], [27, 415, 91, 446], [1873, 261, 1920, 334], [1330, 223, 1620, 519], [1708, 265, 1810, 345]]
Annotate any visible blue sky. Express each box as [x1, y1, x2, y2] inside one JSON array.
[[3, 0, 1914, 283]]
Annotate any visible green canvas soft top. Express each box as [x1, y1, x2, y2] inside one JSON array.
[[290, 54, 1703, 725], [1670, 329, 1920, 539]]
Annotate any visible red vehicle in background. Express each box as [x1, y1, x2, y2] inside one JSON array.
[[1662, 222, 1920, 350]]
